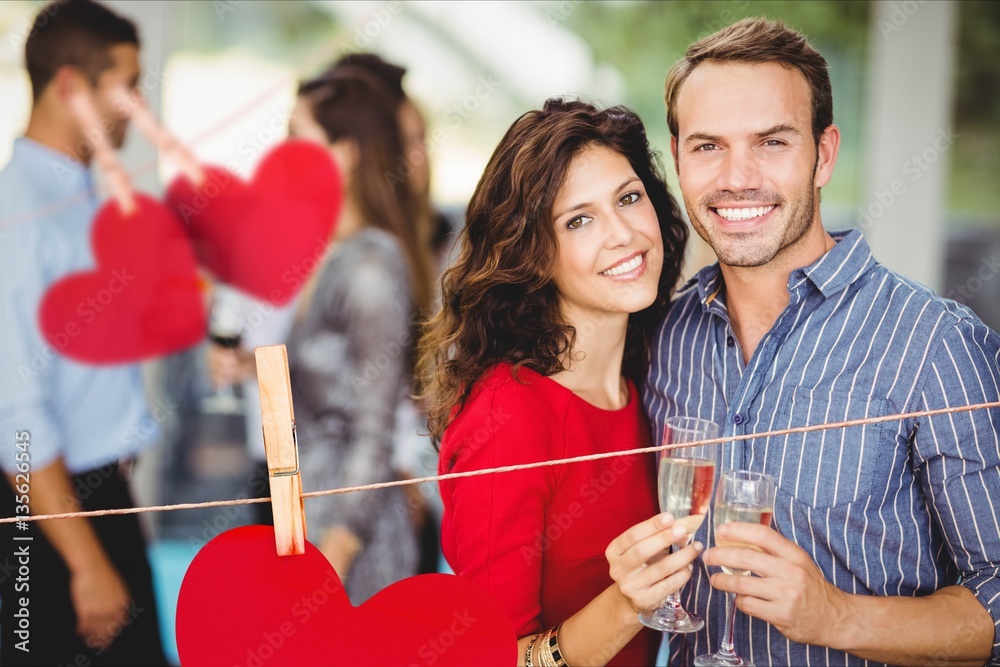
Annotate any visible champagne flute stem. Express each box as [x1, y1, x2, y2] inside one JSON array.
[[661, 540, 690, 611], [718, 590, 739, 659], [660, 544, 680, 610]]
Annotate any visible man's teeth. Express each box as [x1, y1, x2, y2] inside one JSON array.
[[601, 254, 643, 276], [715, 205, 775, 221]]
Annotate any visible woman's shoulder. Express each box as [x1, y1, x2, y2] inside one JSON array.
[[466, 362, 565, 409], [343, 227, 406, 265], [441, 363, 569, 469], [327, 228, 409, 303]]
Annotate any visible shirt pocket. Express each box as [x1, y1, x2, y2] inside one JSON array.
[[766, 386, 892, 509]]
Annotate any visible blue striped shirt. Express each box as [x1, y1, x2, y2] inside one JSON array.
[[0, 138, 158, 474], [644, 228, 1000, 666]]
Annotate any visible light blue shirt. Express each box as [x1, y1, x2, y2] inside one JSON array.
[[0, 137, 157, 474], [646, 229, 1000, 665]]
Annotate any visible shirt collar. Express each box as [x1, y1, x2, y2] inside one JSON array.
[[12, 137, 94, 198], [788, 228, 877, 298], [680, 262, 724, 308], [680, 228, 877, 310]]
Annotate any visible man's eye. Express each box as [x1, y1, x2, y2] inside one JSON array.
[[567, 215, 592, 230], [619, 192, 640, 206], [694, 144, 718, 152], [763, 139, 786, 147]]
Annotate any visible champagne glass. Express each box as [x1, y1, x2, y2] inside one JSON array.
[[639, 417, 718, 633], [202, 285, 244, 413], [694, 470, 776, 667]]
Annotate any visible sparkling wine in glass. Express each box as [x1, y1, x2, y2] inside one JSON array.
[[639, 417, 718, 633], [713, 502, 773, 575], [694, 470, 776, 667]]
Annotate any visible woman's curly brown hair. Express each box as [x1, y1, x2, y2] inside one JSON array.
[[417, 98, 688, 444]]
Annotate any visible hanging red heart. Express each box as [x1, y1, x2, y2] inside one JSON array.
[[176, 525, 516, 666], [165, 140, 342, 305], [38, 194, 206, 364]]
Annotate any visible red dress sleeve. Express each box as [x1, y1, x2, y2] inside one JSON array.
[[439, 368, 561, 637]]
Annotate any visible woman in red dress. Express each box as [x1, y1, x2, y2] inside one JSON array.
[[418, 99, 694, 666]]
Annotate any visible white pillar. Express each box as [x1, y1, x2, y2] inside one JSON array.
[[859, 0, 958, 293]]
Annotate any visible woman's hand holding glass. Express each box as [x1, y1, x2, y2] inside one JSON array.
[[605, 513, 703, 617]]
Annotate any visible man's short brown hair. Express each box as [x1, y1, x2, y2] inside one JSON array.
[[665, 17, 833, 144], [25, 0, 139, 102]]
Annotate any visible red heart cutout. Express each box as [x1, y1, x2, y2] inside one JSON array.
[[165, 141, 342, 305], [38, 194, 207, 364], [176, 526, 516, 666]]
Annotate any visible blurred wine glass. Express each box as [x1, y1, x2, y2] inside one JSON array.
[[201, 284, 244, 414]]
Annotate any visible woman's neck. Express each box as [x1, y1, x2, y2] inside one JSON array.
[[333, 197, 365, 242], [549, 310, 630, 410]]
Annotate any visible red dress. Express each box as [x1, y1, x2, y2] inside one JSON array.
[[439, 363, 660, 666]]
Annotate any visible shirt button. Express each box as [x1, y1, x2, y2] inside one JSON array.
[[726, 336, 735, 347], [733, 414, 744, 425]]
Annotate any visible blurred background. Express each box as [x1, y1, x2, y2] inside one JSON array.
[[1, 1, 998, 663]]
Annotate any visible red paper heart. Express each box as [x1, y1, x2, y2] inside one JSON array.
[[38, 194, 206, 364], [176, 526, 516, 666], [165, 141, 342, 305]]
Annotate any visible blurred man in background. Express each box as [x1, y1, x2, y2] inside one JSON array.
[[0, 1, 167, 664]]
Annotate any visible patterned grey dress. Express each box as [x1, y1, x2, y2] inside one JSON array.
[[286, 227, 418, 604]]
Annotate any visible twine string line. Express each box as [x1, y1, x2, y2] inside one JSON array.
[[4, 400, 998, 524]]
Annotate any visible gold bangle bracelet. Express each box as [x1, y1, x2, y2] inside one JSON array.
[[539, 640, 555, 667], [537, 627, 555, 667], [545, 624, 569, 667], [525, 634, 540, 667]]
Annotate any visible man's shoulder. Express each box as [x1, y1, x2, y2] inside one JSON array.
[[0, 155, 74, 235], [867, 262, 987, 333], [0, 160, 40, 217]]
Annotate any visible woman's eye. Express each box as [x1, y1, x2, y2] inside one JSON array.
[[619, 192, 640, 206], [567, 215, 592, 230]]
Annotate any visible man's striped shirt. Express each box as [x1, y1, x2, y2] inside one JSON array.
[[644, 228, 1000, 666]]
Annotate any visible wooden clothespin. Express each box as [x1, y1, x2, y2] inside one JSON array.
[[125, 92, 207, 188], [67, 87, 137, 216], [255, 345, 307, 556]]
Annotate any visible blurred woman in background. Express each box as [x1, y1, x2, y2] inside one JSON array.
[[327, 53, 451, 576], [328, 53, 455, 264], [285, 70, 434, 603]]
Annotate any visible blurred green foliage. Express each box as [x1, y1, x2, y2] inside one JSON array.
[[950, 1, 1000, 219], [172, 0, 341, 67]]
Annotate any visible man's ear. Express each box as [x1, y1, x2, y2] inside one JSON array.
[[670, 135, 680, 177], [814, 124, 840, 189], [53, 65, 90, 103]]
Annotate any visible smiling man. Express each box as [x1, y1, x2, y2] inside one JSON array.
[[643, 17, 1000, 666]]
